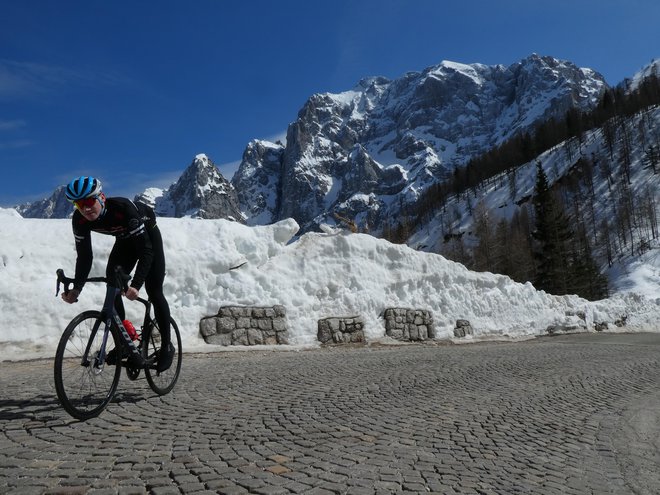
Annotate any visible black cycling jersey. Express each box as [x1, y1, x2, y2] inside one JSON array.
[[72, 197, 155, 291]]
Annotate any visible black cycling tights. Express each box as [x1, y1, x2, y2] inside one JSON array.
[[108, 228, 171, 348]]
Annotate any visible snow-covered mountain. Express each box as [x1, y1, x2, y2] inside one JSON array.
[[17, 54, 607, 228], [231, 140, 284, 226], [232, 54, 607, 232], [625, 58, 659, 92], [15, 185, 72, 219], [134, 154, 243, 221]]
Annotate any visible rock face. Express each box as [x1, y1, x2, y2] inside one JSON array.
[[136, 154, 244, 221], [16, 186, 72, 219], [231, 140, 285, 226], [232, 54, 607, 233]]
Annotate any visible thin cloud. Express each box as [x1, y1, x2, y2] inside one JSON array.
[[0, 119, 26, 131], [0, 58, 132, 100], [217, 159, 241, 181], [0, 139, 32, 150], [261, 130, 288, 145], [110, 170, 184, 199]]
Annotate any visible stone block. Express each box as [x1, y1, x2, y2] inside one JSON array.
[[232, 328, 249, 345], [232, 307, 250, 317], [236, 317, 251, 328], [217, 317, 236, 333], [317, 321, 332, 343], [206, 332, 232, 346], [199, 317, 217, 337], [247, 328, 264, 345], [258, 319, 272, 330]]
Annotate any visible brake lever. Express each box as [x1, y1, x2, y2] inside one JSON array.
[[55, 268, 72, 297]]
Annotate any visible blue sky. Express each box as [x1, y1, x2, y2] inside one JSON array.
[[1, 0, 658, 207]]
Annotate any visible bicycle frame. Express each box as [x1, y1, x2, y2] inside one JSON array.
[[55, 266, 146, 370], [81, 284, 145, 369]]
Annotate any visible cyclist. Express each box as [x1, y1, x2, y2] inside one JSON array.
[[61, 176, 175, 372]]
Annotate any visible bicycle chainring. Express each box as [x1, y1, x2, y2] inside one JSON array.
[[125, 366, 140, 380]]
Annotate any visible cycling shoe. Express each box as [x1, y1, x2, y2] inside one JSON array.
[[105, 347, 127, 365], [156, 343, 175, 373]]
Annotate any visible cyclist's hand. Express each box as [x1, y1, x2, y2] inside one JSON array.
[[124, 287, 139, 301], [61, 289, 80, 304]]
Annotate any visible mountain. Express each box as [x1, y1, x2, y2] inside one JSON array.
[[232, 54, 607, 232], [625, 58, 659, 92], [134, 154, 244, 221], [404, 60, 660, 298], [231, 140, 285, 226], [14, 54, 612, 231], [15, 185, 72, 219]]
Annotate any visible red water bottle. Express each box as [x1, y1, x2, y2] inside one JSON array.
[[123, 320, 138, 341]]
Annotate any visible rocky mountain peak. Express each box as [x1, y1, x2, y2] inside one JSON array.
[[234, 53, 608, 233], [231, 140, 285, 225], [16, 185, 71, 219], [138, 154, 244, 221]]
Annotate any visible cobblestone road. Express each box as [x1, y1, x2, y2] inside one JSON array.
[[1, 332, 660, 495]]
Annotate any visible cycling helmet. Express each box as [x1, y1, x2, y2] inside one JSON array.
[[65, 176, 103, 202]]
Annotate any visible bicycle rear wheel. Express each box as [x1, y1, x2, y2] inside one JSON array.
[[54, 310, 122, 420], [142, 317, 182, 395]]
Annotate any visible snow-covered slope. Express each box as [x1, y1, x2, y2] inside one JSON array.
[[409, 105, 660, 295]]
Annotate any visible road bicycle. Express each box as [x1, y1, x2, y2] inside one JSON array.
[[53, 267, 182, 420]]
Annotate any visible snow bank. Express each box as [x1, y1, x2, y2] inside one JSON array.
[[1, 207, 658, 361]]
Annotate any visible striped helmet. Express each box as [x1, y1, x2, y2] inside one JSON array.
[[65, 176, 103, 202]]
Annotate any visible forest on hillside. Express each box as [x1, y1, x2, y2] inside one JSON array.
[[384, 72, 660, 300]]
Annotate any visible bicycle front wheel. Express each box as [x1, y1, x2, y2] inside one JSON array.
[[142, 317, 182, 395], [54, 310, 122, 420]]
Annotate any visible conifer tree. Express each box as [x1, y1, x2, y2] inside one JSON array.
[[531, 162, 574, 295], [569, 226, 609, 300]]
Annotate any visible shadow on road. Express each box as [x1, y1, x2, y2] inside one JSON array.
[[0, 394, 61, 421]]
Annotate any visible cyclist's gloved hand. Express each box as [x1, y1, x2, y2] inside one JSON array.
[[61, 288, 80, 304], [124, 287, 139, 301]]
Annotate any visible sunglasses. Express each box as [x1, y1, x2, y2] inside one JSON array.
[[73, 196, 99, 209]]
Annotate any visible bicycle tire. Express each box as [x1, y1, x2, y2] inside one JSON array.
[[54, 310, 122, 420], [142, 317, 182, 395]]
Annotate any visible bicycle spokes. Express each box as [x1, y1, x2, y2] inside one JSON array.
[[54, 311, 122, 420]]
